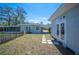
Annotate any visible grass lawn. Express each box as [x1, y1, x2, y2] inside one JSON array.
[[0, 34, 61, 55]]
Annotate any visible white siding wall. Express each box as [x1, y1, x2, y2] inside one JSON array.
[[20, 25, 26, 33], [51, 4, 79, 54], [30, 25, 41, 33], [51, 20, 57, 38], [51, 5, 79, 54], [65, 5, 79, 54], [20, 25, 41, 33]]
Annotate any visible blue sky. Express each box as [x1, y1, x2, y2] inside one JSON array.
[[0, 3, 61, 24]]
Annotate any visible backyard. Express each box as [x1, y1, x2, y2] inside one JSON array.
[[0, 32, 23, 43], [0, 34, 62, 55], [0, 33, 74, 55], [0, 3, 76, 55]]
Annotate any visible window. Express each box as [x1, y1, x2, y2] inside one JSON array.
[[4, 27, 6, 31], [61, 23, 64, 39], [0, 27, 3, 32], [63, 16, 65, 19], [16, 27, 20, 31], [57, 24, 59, 36], [26, 27, 28, 30], [29, 26, 30, 30], [36, 26, 39, 30]]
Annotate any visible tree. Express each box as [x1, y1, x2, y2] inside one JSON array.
[[14, 6, 27, 25], [0, 6, 27, 26], [0, 6, 14, 26]]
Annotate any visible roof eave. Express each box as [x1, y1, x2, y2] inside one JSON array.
[[49, 3, 78, 22]]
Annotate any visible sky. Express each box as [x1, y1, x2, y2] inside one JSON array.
[[0, 3, 61, 24]]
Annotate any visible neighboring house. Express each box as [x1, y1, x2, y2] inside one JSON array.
[[19, 23, 42, 34], [49, 3, 79, 54], [0, 23, 43, 34]]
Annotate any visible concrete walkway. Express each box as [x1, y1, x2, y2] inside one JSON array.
[[42, 35, 47, 43], [42, 35, 53, 44]]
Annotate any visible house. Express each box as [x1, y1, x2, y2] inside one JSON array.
[[49, 3, 79, 54], [0, 23, 43, 34], [19, 23, 42, 34]]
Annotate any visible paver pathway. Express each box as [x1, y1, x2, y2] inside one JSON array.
[[42, 35, 47, 43], [42, 35, 53, 44]]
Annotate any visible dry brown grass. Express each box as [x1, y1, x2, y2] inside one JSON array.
[[0, 34, 61, 55]]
